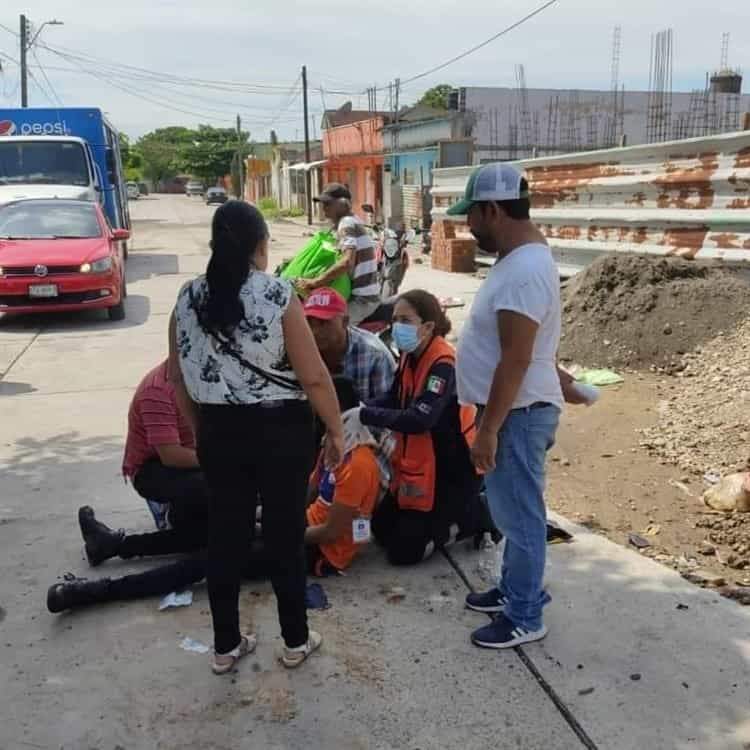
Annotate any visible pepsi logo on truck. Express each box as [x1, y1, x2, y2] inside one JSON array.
[[0, 120, 70, 137]]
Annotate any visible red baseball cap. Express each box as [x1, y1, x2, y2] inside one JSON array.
[[303, 287, 347, 320]]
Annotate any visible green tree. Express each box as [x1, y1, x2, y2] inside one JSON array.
[[119, 133, 144, 182], [417, 84, 453, 110], [181, 125, 250, 186], [136, 126, 194, 184]]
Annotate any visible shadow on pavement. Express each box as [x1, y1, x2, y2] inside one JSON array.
[[0, 380, 37, 396], [0, 294, 152, 333], [126, 252, 180, 284]]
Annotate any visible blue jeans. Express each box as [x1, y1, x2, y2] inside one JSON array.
[[484, 404, 560, 631]]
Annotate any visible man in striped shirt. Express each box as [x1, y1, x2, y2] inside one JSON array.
[[298, 183, 381, 325]]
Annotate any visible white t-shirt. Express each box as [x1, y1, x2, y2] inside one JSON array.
[[456, 243, 563, 409]]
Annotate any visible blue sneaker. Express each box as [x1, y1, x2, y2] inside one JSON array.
[[465, 587, 507, 613], [471, 613, 548, 650]]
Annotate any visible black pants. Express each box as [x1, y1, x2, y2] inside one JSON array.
[[125, 459, 210, 557], [81, 538, 336, 606], [372, 474, 482, 566], [197, 400, 314, 654]]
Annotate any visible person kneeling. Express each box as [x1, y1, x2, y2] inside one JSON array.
[[358, 290, 482, 565], [47, 377, 381, 612]]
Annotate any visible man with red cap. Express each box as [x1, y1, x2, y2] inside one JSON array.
[[303, 287, 395, 403]]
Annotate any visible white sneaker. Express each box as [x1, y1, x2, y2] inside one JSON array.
[[281, 630, 322, 668]]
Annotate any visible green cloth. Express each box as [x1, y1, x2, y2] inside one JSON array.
[[575, 368, 624, 386], [279, 231, 352, 300]]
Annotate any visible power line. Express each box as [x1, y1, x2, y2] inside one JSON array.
[[35, 38, 299, 94], [28, 69, 55, 105], [37, 44, 302, 126], [30, 58, 300, 117], [399, 0, 559, 87], [311, 0, 560, 96], [32, 48, 63, 106]]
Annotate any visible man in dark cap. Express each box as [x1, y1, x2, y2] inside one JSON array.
[[296, 183, 380, 325]]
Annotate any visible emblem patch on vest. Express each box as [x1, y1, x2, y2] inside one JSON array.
[[426, 375, 446, 395]]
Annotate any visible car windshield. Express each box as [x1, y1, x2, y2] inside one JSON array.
[[0, 142, 90, 187], [208, 189, 225, 195], [0, 202, 102, 239]]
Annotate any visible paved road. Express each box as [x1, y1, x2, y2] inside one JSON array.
[[1, 195, 748, 750]]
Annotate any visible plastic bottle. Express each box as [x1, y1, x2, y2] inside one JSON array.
[[476, 532, 502, 585]]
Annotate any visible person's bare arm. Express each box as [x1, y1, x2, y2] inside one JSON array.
[[557, 365, 588, 405], [305, 503, 358, 546], [471, 310, 538, 473], [283, 295, 344, 467], [155, 444, 200, 469], [299, 249, 355, 290], [168, 310, 199, 435]]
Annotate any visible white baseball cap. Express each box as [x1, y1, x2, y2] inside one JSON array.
[[446, 163, 529, 216]]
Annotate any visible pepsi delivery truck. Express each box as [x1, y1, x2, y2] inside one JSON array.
[[0, 108, 131, 251]]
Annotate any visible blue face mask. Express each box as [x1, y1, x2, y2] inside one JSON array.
[[392, 322, 420, 353]]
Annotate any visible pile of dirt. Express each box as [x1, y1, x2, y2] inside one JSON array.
[[640, 314, 750, 477], [559, 255, 750, 372]]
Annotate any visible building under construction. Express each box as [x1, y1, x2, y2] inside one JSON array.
[[443, 30, 750, 163], [452, 82, 750, 164]]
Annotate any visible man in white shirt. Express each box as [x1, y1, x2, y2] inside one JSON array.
[[453, 163, 562, 649]]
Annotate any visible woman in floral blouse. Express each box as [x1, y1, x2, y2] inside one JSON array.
[[169, 200, 343, 674]]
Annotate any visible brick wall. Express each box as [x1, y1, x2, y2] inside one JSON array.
[[431, 220, 477, 273]]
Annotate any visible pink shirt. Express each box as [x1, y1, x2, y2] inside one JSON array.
[[122, 360, 195, 478]]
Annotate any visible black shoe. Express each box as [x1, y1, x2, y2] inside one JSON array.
[[78, 506, 124, 567], [47, 578, 112, 613]]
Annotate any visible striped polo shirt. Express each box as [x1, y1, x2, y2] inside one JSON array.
[[337, 215, 379, 301]]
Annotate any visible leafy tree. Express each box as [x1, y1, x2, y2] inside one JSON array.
[[136, 127, 193, 184], [417, 84, 453, 110], [119, 133, 144, 182], [135, 125, 251, 188], [181, 125, 250, 186]]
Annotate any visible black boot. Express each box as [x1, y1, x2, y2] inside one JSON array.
[[78, 506, 125, 566], [47, 578, 113, 613]]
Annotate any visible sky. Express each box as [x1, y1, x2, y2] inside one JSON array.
[[1, 0, 749, 141]]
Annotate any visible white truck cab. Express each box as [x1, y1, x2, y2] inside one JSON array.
[[0, 135, 101, 206]]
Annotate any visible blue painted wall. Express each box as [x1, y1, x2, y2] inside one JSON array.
[[387, 149, 438, 187]]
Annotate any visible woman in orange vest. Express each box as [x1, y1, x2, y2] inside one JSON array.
[[359, 290, 481, 565]]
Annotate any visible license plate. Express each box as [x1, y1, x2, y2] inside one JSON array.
[[28, 284, 58, 298]]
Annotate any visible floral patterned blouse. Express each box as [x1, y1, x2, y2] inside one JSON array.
[[173, 271, 305, 405]]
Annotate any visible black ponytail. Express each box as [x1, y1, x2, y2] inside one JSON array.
[[201, 200, 268, 332]]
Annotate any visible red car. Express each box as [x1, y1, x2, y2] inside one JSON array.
[[0, 199, 129, 321]]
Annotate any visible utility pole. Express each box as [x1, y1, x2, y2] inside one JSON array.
[[236, 114, 243, 199], [302, 65, 312, 225], [20, 14, 28, 107]]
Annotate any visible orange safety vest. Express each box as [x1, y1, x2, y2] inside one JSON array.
[[391, 336, 477, 513]]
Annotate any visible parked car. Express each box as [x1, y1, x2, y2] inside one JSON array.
[[185, 180, 204, 197], [126, 182, 140, 200], [205, 187, 228, 205], [0, 199, 129, 321]]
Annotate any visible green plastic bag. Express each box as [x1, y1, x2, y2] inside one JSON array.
[[576, 368, 624, 386], [280, 231, 352, 300]]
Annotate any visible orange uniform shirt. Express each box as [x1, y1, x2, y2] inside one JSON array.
[[305, 445, 380, 571]]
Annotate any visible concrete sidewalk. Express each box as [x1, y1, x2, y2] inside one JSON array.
[[1, 196, 748, 750]]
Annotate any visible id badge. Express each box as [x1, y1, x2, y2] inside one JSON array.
[[352, 518, 371, 544]]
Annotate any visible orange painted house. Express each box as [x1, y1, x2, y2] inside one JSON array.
[[322, 107, 391, 220]]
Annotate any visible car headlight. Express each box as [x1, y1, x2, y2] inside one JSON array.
[[80, 257, 113, 274]]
